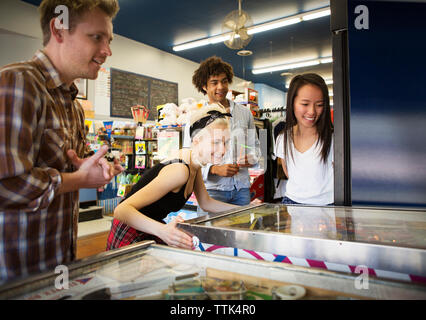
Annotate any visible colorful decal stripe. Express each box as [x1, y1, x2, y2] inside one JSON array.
[[205, 245, 226, 252], [242, 250, 265, 260], [196, 243, 425, 284], [409, 275, 426, 284]]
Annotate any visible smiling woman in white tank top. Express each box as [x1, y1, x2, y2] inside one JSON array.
[[275, 73, 334, 205]]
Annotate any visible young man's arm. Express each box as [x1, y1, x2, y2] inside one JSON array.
[[194, 168, 239, 213], [0, 70, 59, 211], [57, 145, 123, 194], [0, 69, 121, 211]]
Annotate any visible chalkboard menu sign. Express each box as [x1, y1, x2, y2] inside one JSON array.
[[110, 68, 178, 119]]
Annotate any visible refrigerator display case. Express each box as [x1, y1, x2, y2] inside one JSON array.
[[0, 241, 424, 300], [178, 204, 426, 284]]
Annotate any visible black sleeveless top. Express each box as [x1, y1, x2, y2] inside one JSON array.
[[106, 159, 192, 250]]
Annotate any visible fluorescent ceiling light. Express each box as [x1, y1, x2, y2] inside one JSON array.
[[209, 34, 231, 44], [247, 17, 301, 35], [253, 59, 320, 74], [173, 39, 210, 51], [302, 9, 331, 21], [172, 6, 330, 52], [320, 57, 333, 64], [253, 56, 332, 75]]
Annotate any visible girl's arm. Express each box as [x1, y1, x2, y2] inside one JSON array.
[[279, 157, 289, 178], [194, 168, 240, 213], [114, 163, 193, 249]]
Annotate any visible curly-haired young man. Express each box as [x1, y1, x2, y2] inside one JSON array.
[[0, 0, 122, 283], [188, 56, 260, 212]]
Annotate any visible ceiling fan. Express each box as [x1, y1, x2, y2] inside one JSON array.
[[222, 0, 253, 50]]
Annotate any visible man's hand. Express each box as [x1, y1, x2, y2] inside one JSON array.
[[211, 164, 239, 177], [66, 145, 124, 188], [237, 154, 256, 168]]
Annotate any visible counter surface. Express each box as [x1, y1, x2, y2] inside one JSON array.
[[77, 216, 113, 238], [1, 242, 424, 300]]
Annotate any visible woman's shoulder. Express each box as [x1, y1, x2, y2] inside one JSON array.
[[158, 160, 190, 181], [161, 158, 190, 169], [276, 131, 291, 147], [274, 132, 286, 158], [276, 130, 285, 139]]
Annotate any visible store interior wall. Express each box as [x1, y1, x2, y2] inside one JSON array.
[[0, 0, 252, 120], [254, 83, 286, 109]]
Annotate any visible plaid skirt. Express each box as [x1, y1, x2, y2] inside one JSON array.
[[106, 218, 165, 250]]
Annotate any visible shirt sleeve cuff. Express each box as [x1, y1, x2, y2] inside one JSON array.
[[202, 163, 213, 181], [35, 168, 62, 211]]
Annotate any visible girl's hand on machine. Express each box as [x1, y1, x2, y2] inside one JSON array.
[[160, 216, 193, 249]]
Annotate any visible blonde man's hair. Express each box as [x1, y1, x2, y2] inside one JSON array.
[[39, 0, 120, 46]]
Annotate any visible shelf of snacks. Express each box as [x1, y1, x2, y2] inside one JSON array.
[[111, 134, 134, 140], [111, 136, 134, 156]]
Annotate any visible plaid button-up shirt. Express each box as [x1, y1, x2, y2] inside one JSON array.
[[0, 50, 88, 284]]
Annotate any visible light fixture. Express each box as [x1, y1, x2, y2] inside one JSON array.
[[253, 56, 332, 75], [172, 7, 330, 52], [209, 34, 232, 44], [173, 39, 210, 51], [253, 59, 319, 74], [320, 57, 333, 64], [247, 17, 301, 35], [302, 9, 331, 21], [237, 49, 253, 56]]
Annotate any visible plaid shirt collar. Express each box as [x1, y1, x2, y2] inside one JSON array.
[[32, 50, 79, 100]]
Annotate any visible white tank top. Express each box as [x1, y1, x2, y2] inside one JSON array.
[[275, 133, 334, 205]]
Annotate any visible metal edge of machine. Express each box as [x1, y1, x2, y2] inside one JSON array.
[[0, 240, 156, 299], [178, 203, 426, 276], [1, 241, 425, 300]]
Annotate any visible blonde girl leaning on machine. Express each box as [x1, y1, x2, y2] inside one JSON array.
[[107, 104, 239, 250]]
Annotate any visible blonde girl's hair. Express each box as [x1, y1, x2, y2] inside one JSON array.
[[189, 103, 230, 140]]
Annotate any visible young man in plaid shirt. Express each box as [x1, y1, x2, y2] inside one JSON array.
[[0, 0, 122, 284]]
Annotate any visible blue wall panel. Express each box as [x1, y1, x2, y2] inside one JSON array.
[[348, 1, 426, 206]]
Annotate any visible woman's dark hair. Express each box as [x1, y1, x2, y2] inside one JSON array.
[[282, 73, 333, 164], [192, 56, 234, 94]]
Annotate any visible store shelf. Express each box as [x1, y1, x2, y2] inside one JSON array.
[[111, 135, 134, 139], [124, 168, 146, 174], [236, 101, 259, 106], [78, 205, 103, 222], [155, 124, 185, 130]]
